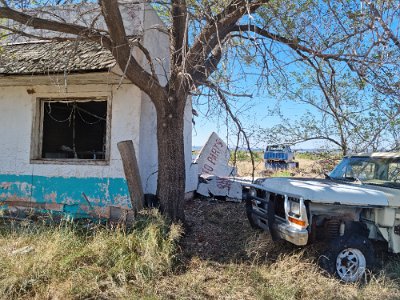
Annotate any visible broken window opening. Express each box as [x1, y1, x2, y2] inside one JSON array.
[[40, 99, 108, 160]]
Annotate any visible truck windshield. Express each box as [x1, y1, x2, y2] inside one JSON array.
[[329, 156, 400, 189], [266, 145, 288, 151]]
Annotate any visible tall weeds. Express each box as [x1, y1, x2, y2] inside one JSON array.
[[0, 210, 182, 299]]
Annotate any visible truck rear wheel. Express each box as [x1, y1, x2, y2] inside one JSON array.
[[321, 235, 375, 283]]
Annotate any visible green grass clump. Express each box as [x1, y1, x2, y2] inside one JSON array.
[[230, 150, 264, 162], [296, 151, 342, 161], [0, 210, 182, 299], [270, 170, 293, 177]]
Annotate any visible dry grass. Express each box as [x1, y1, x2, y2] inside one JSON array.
[[151, 199, 400, 300], [152, 234, 400, 300], [234, 157, 337, 178], [1, 157, 400, 299], [0, 211, 182, 299], [1, 201, 400, 299]]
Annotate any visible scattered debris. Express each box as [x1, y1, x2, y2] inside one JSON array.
[[194, 132, 236, 177], [195, 132, 248, 201], [197, 174, 243, 201], [11, 246, 34, 256]]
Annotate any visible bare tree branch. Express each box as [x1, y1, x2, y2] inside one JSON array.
[[0, 6, 112, 47], [233, 24, 353, 63], [131, 39, 158, 81], [0, 24, 72, 41], [99, 0, 165, 105], [186, 0, 270, 81], [0, 2, 166, 104], [205, 81, 256, 180], [368, 2, 400, 50], [171, 0, 187, 67]]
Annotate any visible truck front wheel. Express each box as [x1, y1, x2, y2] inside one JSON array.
[[245, 199, 262, 230], [321, 235, 375, 283]]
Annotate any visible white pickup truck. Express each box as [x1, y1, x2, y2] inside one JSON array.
[[243, 152, 400, 282]]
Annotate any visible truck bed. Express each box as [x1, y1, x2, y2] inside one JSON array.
[[264, 151, 289, 161]]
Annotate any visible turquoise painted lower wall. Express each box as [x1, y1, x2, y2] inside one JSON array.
[[0, 174, 131, 218]]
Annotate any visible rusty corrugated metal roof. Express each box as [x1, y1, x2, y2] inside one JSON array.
[[0, 40, 116, 75]]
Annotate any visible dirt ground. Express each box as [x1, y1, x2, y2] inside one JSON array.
[[179, 157, 327, 262], [181, 197, 255, 263], [180, 197, 300, 264], [155, 157, 400, 299], [179, 196, 393, 273], [178, 157, 379, 271]]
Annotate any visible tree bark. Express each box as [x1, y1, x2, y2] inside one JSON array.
[[156, 96, 186, 222]]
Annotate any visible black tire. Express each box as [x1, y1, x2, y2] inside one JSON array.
[[267, 199, 280, 241], [320, 235, 375, 283], [245, 198, 262, 230]]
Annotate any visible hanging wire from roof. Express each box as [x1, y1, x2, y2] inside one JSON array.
[[45, 101, 106, 125], [45, 102, 74, 124]]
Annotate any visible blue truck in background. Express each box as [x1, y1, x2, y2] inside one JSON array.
[[264, 144, 299, 169]]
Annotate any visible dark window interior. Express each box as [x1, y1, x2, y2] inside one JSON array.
[[41, 100, 107, 160]]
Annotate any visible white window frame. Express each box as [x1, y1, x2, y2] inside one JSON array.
[[30, 93, 112, 165]]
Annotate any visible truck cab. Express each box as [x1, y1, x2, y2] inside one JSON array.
[[264, 144, 298, 169]]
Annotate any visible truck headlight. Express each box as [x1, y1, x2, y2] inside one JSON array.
[[288, 199, 301, 217], [243, 188, 257, 201], [284, 196, 308, 228]]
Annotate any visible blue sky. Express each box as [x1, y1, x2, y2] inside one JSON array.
[[188, 1, 400, 152], [189, 21, 333, 151], [190, 54, 325, 150], [191, 93, 320, 150]]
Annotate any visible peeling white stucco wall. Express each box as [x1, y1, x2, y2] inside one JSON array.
[[0, 4, 198, 217]]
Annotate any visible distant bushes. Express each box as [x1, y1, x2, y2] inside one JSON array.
[[296, 151, 342, 161], [230, 150, 264, 162], [229, 150, 343, 164]]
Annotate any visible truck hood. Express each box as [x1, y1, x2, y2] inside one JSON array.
[[254, 177, 389, 207], [356, 184, 400, 207]]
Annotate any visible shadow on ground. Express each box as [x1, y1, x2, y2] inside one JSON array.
[[180, 197, 301, 264], [180, 198, 394, 270]]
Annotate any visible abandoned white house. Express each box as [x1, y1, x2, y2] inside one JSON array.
[[0, 4, 197, 219]]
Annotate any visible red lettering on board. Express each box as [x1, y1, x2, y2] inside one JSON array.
[[203, 164, 214, 173], [217, 178, 231, 189]]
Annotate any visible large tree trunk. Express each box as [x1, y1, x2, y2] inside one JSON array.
[[156, 96, 186, 222]]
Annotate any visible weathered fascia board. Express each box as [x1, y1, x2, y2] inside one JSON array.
[[0, 69, 131, 87]]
